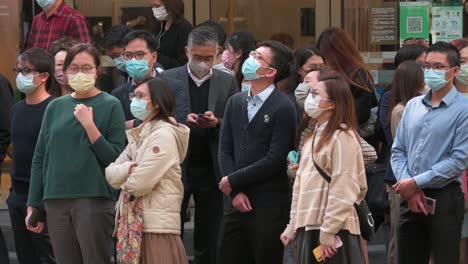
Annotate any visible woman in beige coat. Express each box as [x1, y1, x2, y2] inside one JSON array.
[[105, 77, 190, 264]]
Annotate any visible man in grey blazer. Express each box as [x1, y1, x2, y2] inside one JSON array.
[[162, 26, 237, 264]]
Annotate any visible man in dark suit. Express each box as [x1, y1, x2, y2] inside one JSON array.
[[0, 74, 13, 264], [111, 30, 188, 128], [162, 26, 237, 264], [218, 40, 297, 263]]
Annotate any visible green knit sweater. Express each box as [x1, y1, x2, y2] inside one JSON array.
[[27, 92, 126, 208]]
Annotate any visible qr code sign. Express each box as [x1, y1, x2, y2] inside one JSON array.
[[407, 16, 422, 33]]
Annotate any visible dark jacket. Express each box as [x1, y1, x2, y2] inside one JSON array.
[[156, 19, 192, 69], [162, 66, 238, 185], [352, 69, 378, 126], [378, 89, 397, 183], [219, 88, 297, 208], [111, 76, 189, 125], [0, 75, 13, 166]]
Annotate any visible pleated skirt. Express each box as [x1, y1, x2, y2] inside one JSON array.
[[141, 233, 188, 264]]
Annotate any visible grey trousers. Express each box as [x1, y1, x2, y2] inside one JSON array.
[[44, 198, 115, 264], [386, 184, 400, 264]]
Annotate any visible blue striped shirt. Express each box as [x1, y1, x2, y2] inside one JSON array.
[[391, 87, 468, 189]]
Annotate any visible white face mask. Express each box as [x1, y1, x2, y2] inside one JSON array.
[[152, 6, 168, 21], [304, 93, 329, 119]]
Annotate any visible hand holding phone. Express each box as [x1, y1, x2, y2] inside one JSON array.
[[423, 196, 436, 215], [313, 236, 342, 262]]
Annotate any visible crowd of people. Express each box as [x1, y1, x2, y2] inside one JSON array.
[[0, 0, 467, 264]]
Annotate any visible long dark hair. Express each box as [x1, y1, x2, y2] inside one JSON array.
[[387, 61, 424, 126], [226, 31, 257, 86], [145, 77, 177, 126], [314, 69, 358, 152], [162, 0, 185, 24], [18, 47, 60, 96], [317, 27, 374, 92]]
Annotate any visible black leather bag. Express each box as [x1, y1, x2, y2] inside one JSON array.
[[311, 133, 375, 241]]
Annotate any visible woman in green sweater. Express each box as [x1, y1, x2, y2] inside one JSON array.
[[26, 43, 126, 264]]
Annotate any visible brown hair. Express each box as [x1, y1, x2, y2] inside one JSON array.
[[387, 60, 424, 126], [143, 77, 178, 126], [314, 69, 358, 153], [50, 37, 80, 57], [63, 43, 101, 73], [317, 27, 374, 92], [451, 38, 468, 52], [162, 0, 185, 24]]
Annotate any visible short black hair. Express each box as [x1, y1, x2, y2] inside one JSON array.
[[426, 41, 460, 67], [102, 25, 134, 50], [259, 40, 293, 83], [394, 44, 426, 68], [196, 20, 226, 47], [123, 30, 159, 53], [18, 47, 58, 96], [64, 43, 101, 71]]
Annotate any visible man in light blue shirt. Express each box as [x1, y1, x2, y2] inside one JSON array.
[[391, 41, 468, 264]]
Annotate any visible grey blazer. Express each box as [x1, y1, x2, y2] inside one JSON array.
[[162, 65, 238, 184]]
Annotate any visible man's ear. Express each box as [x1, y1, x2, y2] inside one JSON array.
[[265, 68, 277, 79], [185, 47, 190, 59]]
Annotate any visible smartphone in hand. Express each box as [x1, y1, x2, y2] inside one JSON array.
[[423, 196, 436, 215], [312, 236, 343, 262]]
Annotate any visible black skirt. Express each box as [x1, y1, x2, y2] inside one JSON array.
[[295, 228, 365, 264]]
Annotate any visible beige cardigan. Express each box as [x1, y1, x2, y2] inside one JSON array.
[[282, 125, 368, 245], [105, 119, 189, 234]]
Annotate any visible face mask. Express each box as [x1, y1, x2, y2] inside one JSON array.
[[113, 56, 127, 73], [424, 68, 453, 91], [130, 98, 153, 121], [242, 57, 267, 81], [294, 83, 309, 108], [304, 93, 327, 119], [152, 6, 168, 21], [55, 69, 68, 86], [241, 82, 251, 92], [36, 0, 54, 9], [456, 64, 468, 85], [126, 59, 150, 80], [222, 50, 237, 70], [16, 74, 40, 94], [189, 59, 213, 78], [68, 72, 95, 94]]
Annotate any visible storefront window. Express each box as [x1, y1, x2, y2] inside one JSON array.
[[211, 0, 317, 49]]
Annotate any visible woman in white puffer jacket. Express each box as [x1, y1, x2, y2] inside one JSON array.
[[105, 77, 189, 264]]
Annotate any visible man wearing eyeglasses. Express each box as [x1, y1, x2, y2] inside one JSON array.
[[217, 40, 297, 263], [162, 26, 237, 264], [392, 41, 468, 264], [111, 30, 187, 129]]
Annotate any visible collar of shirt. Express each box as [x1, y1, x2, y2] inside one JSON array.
[[422, 86, 459, 108], [247, 84, 275, 103], [187, 64, 213, 87], [130, 69, 157, 91], [41, 1, 67, 19]]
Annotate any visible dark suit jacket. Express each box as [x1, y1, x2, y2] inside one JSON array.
[[162, 65, 238, 186], [0, 75, 12, 166], [218, 87, 297, 208], [111, 76, 188, 125]]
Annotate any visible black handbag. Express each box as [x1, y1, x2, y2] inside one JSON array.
[[311, 132, 375, 241]]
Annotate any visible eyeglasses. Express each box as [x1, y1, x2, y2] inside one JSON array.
[[65, 65, 96, 74], [308, 88, 333, 101], [13, 67, 38, 75], [191, 55, 215, 64], [123, 51, 151, 61], [129, 92, 143, 100], [249, 51, 274, 68], [421, 64, 453, 71]]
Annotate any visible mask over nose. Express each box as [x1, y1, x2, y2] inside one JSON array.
[[222, 50, 237, 70], [16, 74, 41, 94], [241, 57, 266, 81], [424, 68, 454, 91], [304, 93, 330, 119]]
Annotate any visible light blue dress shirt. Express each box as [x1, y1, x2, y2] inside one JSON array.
[[247, 84, 275, 122], [391, 87, 468, 189]]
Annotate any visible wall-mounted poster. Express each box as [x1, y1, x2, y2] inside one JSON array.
[[370, 2, 398, 45], [431, 5, 463, 43], [399, 1, 430, 45]]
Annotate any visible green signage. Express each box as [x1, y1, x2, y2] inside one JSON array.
[[399, 1, 430, 44]]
